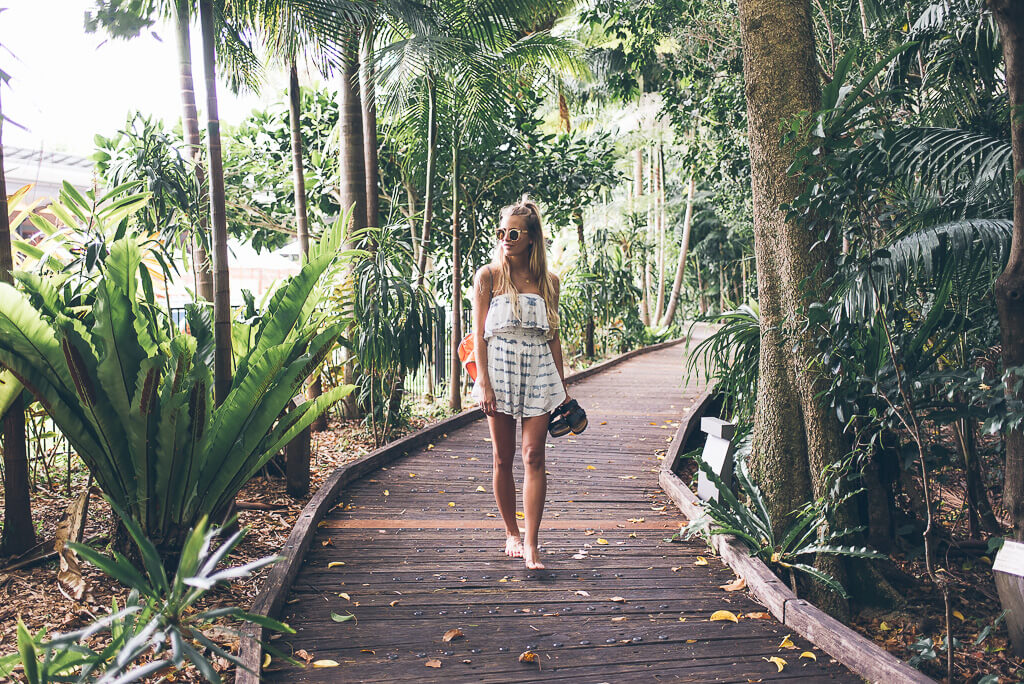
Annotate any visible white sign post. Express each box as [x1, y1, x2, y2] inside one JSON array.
[[994, 540, 1024, 657], [696, 417, 735, 502]]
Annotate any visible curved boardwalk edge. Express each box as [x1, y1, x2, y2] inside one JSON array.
[[658, 390, 934, 684], [235, 337, 685, 683]]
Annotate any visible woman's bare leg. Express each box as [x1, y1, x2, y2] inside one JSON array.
[[521, 413, 550, 570], [489, 413, 522, 557]]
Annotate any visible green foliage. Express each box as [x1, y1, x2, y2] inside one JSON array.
[[683, 446, 883, 598], [685, 303, 759, 420], [0, 229, 354, 550], [0, 502, 292, 683]]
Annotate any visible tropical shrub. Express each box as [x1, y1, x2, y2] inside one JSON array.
[[0, 234, 354, 551], [684, 303, 760, 420], [0, 502, 291, 683]]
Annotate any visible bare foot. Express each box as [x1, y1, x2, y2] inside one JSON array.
[[505, 535, 524, 558], [524, 544, 545, 570]]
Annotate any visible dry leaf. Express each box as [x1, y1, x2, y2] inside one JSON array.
[[295, 649, 314, 664], [953, 610, 965, 622], [518, 651, 541, 670], [799, 651, 816, 661], [611, 616, 627, 622], [312, 660, 340, 668], [779, 635, 797, 650], [448, 502, 456, 507], [628, 517, 645, 524], [389, 600, 400, 607], [879, 621, 890, 631], [764, 656, 786, 672], [574, 590, 590, 597], [597, 538, 609, 545], [338, 592, 351, 601], [745, 612, 771, 620], [55, 486, 91, 601], [425, 659, 442, 668], [443, 628, 464, 643], [476, 486, 486, 492], [584, 529, 595, 536], [360, 649, 375, 654], [686, 638, 697, 643], [262, 654, 271, 668], [695, 557, 709, 566], [710, 610, 739, 623], [383, 489, 390, 496], [610, 596, 627, 603], [409, 473, 417, 477], [327, 561, 345, 568], [720, 577, 746, 592], [586, 465, 596, 470], [516, 511, 525, 519], [600, 421, 607, 425]]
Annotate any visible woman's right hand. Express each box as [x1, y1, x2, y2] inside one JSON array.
[[480, 382, 497, 416]]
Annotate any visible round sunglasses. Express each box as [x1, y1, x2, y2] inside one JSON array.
[[496, 227, 524, 242]]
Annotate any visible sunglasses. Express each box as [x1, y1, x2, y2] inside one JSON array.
[[496, 227, 524, 242]]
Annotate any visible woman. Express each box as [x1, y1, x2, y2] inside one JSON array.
[[470, 197, 569, 571]]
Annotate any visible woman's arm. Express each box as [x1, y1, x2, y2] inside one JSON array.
[[472, 265, 497, 415], [547, 274, 570, 402]]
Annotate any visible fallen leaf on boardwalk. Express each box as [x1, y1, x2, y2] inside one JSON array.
[[295, 649, 314, 664], [694, 557, 709, 566], [764, 656, 786, 672], [574, 590, 590, 597], [587, 465, 596, 470], [312, 660, 340, 668], [321, 538, 333, 547], [650, 505, 666, 511], [409, 473, 417, 477], [720, 577, 746, 592], [619, 475, 637, 480], [360, 649, 375, 654], [710, 610, 739, 623], [779, 635, 797, 650], [518, 651, 541, 670], [600, 421, 607, 425], [425, 659, 442, 668], [330, 612, 356, 623], [597, 538, 609, 545], [263, 654, 271, 668], [671, 566, 682, 572], [448, 502, 456, 507], [486, 513, 497, 517], [476, 486, 486, 492], [389, 600, 400, 607], [328, 562, 345, 568], [584, 529, 595, 536], [686, 638, 697, 643], [628, 517, 645, 524], [650, 422, 658, 425], [443, 628, 465, 642], [953, 610, 965, 622], [469, 457, 479, 461], [338, 592, 351, 601], [629, 532, 637, 538], [799, 651, 816, 661], [611, 616, 627, 622], [745, 612, 771, 620], [610, 596, 627, 603], [516, 511, 525, 519], [383, 490, 390, 496], [572, 553, 587, 560]]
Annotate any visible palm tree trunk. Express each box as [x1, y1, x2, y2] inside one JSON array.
[[449, 139, 462, 412], [654, 144, 666, 322], [198, 0, 232, 406], [360, 26, 380, 230], [661, 176, 695, 327], [990, 0, 1024, 540], [416, 75, 437, 287], [174, 0, 214, 302], [558, 89, 571, 133], [0, 87, 35, 556], [339, 37, 368, 420], [574, 209, 594, 357]]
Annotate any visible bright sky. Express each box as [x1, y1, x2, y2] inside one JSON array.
[[3, 0, 274, 156]]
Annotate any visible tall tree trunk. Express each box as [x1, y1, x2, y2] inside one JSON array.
[[661, 176, 695, 327], [360, 27, 380, 230], [654, 143, 666, 322], [991, 0, 1024, 540], [558, 89, 571, 133], [415, 76, 437, 287], [198, 0, 232, 406], [174, 0, 214, 303], [696, 263, 707, 315], [574, 209, 595, 357], [449, 141, 462, 411], [0, 87, 35, 557], [339, 38, 368, 420]]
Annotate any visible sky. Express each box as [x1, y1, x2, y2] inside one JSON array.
[[3, 0, 275, 156]]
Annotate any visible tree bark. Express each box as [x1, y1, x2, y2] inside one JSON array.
[[0, 88, 35, 556], [661, 176, 695, 327], [573, 209, 595, 357], [654, 143, 667, 323], [558, 89, 571, 133], [339, 37, 368, 420], [415, 76, 437, 286], [198, 0, 232, 406], [449, 141, 462, 411], [360, 27, 380, 230], [990, 0, 1024, 541], [174, 0, 214, 303]]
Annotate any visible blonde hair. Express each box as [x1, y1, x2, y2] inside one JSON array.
[[491, 196, 559, 337]]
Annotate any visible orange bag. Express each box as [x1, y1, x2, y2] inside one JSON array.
[[458, 333, 477, 382]]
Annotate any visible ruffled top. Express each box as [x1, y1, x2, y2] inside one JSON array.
[[483, 293, 551, 339]]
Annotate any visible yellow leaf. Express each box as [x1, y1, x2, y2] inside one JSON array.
[[779, 634, 797, 650], [629, 532, 637, 538], [327, 562, 345, 568], [879, 621, 890, 631], [409, 473, 417, 477], [745, 612, 771, 620], [953, 610, 965, 622], [516, 511, 525, 519], [427, 444, 435, 450], [610, 596, 627, 602], [389, 600, 400, 607], [628, 517, 645, 523], [339, 592, 351, 601], [443, 628, 464, 642], [518, 651, 540, 670], [262, 654, 271, 668], [597, 538, 609, 545], [671, 566, 682, 572], [476, 486, 486, 492], [486, 513, 497, 517], [764, 656, 786, 672], [799, 651, 816, 661], [425, 658, 442, 668], [360, 649, 375, 654], [383, 490, 390, 496], [720, 577, 746, 592], [584, 529, 595, 535], [312, 660, 340, 668], [587, 465, 596, 470], [448, 502, 456, 507], [695, 557, 708, 566], [611, 616, 627, 622], [686, 638, 697, 643], [710, 610, 739, 623]]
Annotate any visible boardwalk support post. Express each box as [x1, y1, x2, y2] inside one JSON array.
[[696, 416, 735, 502], [994, 540, 1024, 656]]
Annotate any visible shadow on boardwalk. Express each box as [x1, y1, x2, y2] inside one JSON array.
[[263, 344, 858, 682]]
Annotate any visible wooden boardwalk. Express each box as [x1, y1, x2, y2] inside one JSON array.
[[262, 344, 858, 682]]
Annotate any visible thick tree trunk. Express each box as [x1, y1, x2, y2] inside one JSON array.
[[416, 76, 437, 286], [174, 1, 213, 303], [339, 38, 368, 420], [661, 176, 695, 327], [360, 27, 380, 230], [990, 0, 1024, 541], [198, 0, 232, 406], [0, 93, 35, 556], [449, 142, 462, 411]]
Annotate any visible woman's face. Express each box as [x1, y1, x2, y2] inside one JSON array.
[[498, 214, 533, 259]]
